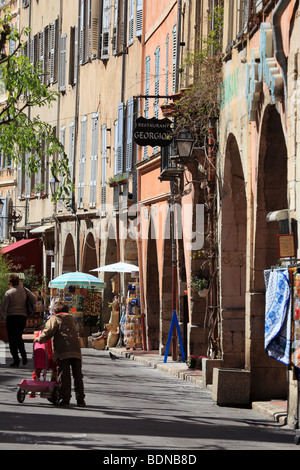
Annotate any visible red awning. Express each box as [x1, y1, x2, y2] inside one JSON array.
[[1, 238, 42, 274]]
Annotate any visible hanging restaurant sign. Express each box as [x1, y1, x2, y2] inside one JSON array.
[[133, 117, 173, 147]]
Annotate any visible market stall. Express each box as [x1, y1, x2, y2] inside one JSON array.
[[48, 272, 105, 346], [90, 262, 143, 350], [121, 282, 142, 350]]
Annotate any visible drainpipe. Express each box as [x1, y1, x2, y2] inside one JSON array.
[[272, 0, 291, 94], [171, 0, 183, 361], [137, 0, 147, 350], [74, 0, 81, 271]]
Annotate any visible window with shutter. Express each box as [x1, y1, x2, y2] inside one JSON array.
[[154, 47, 160, 154], [78, 116, 87, 208], [117, 102, 124, 174], [80, 0, 87, 64], [49, 19, 58, 84], [69, 25, 78, 85], [44, 25, 50, 86], [113, 0, 122, 55], [17, 158, 24, 200], [238, 0, 250, 37], [136, 0, 143, 37], [129, 0, 134, 46], [172, 25, 177, 94], [114, 120, 118, 175], [101, 125, 107, 216], [90, 113, 99, 207], [101, 0, 111, 59], [144, 56, 150, 159], [126, 97, 134, 172], [0, 197, 8, 240], [59, 34, 67, 92], [165, 34, 169, 99], [39, 30, 45, 85], [90, 0, 100, 58], [58, 126, 66, 211], [154, 46, 160, 116], [68, 122, 75, 198], [24, 153, 32, 198]]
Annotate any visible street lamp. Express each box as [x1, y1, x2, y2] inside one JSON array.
[[50, 177, 59, 197], [175, 128, 195, 160]]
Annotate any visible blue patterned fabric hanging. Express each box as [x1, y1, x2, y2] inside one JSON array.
[[264, 268, 292, 365]]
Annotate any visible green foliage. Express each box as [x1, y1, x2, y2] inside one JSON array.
[[0, 253, 13, 306], [190, 275, 209, 293], [23, 265, 47, 291], [0, 10, 72, 201], [174, 5, 224, 144]]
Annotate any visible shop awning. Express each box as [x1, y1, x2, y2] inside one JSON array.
[[30, 224, 55, 234], [1, 238, 42, 274]]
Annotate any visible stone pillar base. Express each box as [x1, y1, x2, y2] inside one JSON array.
[[202, 358, 223, 386], [212, 368, 251, 406]]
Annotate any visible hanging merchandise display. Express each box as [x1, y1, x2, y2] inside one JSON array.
[[264, 268, 292, 365], [292, 271, 300, 368], [123, 283, 142, 349], [48, 272, 104, 347]]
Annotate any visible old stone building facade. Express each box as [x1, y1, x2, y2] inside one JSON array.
[[1, 0, 300, 421], [218, 0, 300, 421]]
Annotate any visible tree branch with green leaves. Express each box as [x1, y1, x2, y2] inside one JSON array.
[[0, 10, 72, 201]]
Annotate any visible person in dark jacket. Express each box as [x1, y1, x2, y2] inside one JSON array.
[[34, 301, 85, 407], [0, 274, 36, 367]]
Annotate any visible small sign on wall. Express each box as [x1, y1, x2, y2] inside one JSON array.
[[278, 234, 296, 258]]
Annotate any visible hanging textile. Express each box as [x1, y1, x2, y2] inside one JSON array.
[[264, 268, 292, 365], [292, 272, 300, 367]]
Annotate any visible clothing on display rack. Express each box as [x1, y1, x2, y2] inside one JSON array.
[[264, 268, 292, 365]]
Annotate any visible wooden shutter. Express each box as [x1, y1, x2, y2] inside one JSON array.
[[69, 122, 75, 198], [101, 0, 111, 59], [80, 0, 85, 64], [112, 0, 120, 55], [78, 116, 87, 208], [126, 97, 134, 171], [136, 0, 143, 37], [144, 56, 150, 159], [39, 29, 45, 84], [89, 113, 99, 207], [101, 125, 107, 216], [0, 197, 8, 240], [25, 153, 31, 198], [128, 0, 134, 46], [172, 25, 177, 93], [58, 126, 66, 211], [165, 34, 169, 98], [117, 102, 124, 174], [49, 19, 58, 83], [154, 46, 160, 117], [90, 0, 100, 58], [59, 34, 67, 92]]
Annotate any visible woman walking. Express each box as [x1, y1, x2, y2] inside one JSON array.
[[1, 274, 36, 367]]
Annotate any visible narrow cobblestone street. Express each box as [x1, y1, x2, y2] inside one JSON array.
[[0, 343, 298, 452]]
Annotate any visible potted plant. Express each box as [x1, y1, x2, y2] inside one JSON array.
[[190, 275, 209, 297], [187, 355, 208, 369], [106, 173, 128, 187]]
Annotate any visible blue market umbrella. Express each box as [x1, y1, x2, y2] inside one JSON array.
[[49, 272, 106, 289]]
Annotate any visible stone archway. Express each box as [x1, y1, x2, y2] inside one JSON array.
[[82, 232, 98, 274], [220, 133, 247, 368], [161, 219, 173, 355], [145, 219, 160, 350], [62, 233, 76, 273], [250, 104, 288, 400]]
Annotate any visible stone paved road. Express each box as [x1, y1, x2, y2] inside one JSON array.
[[0, 344, 298, 452]]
